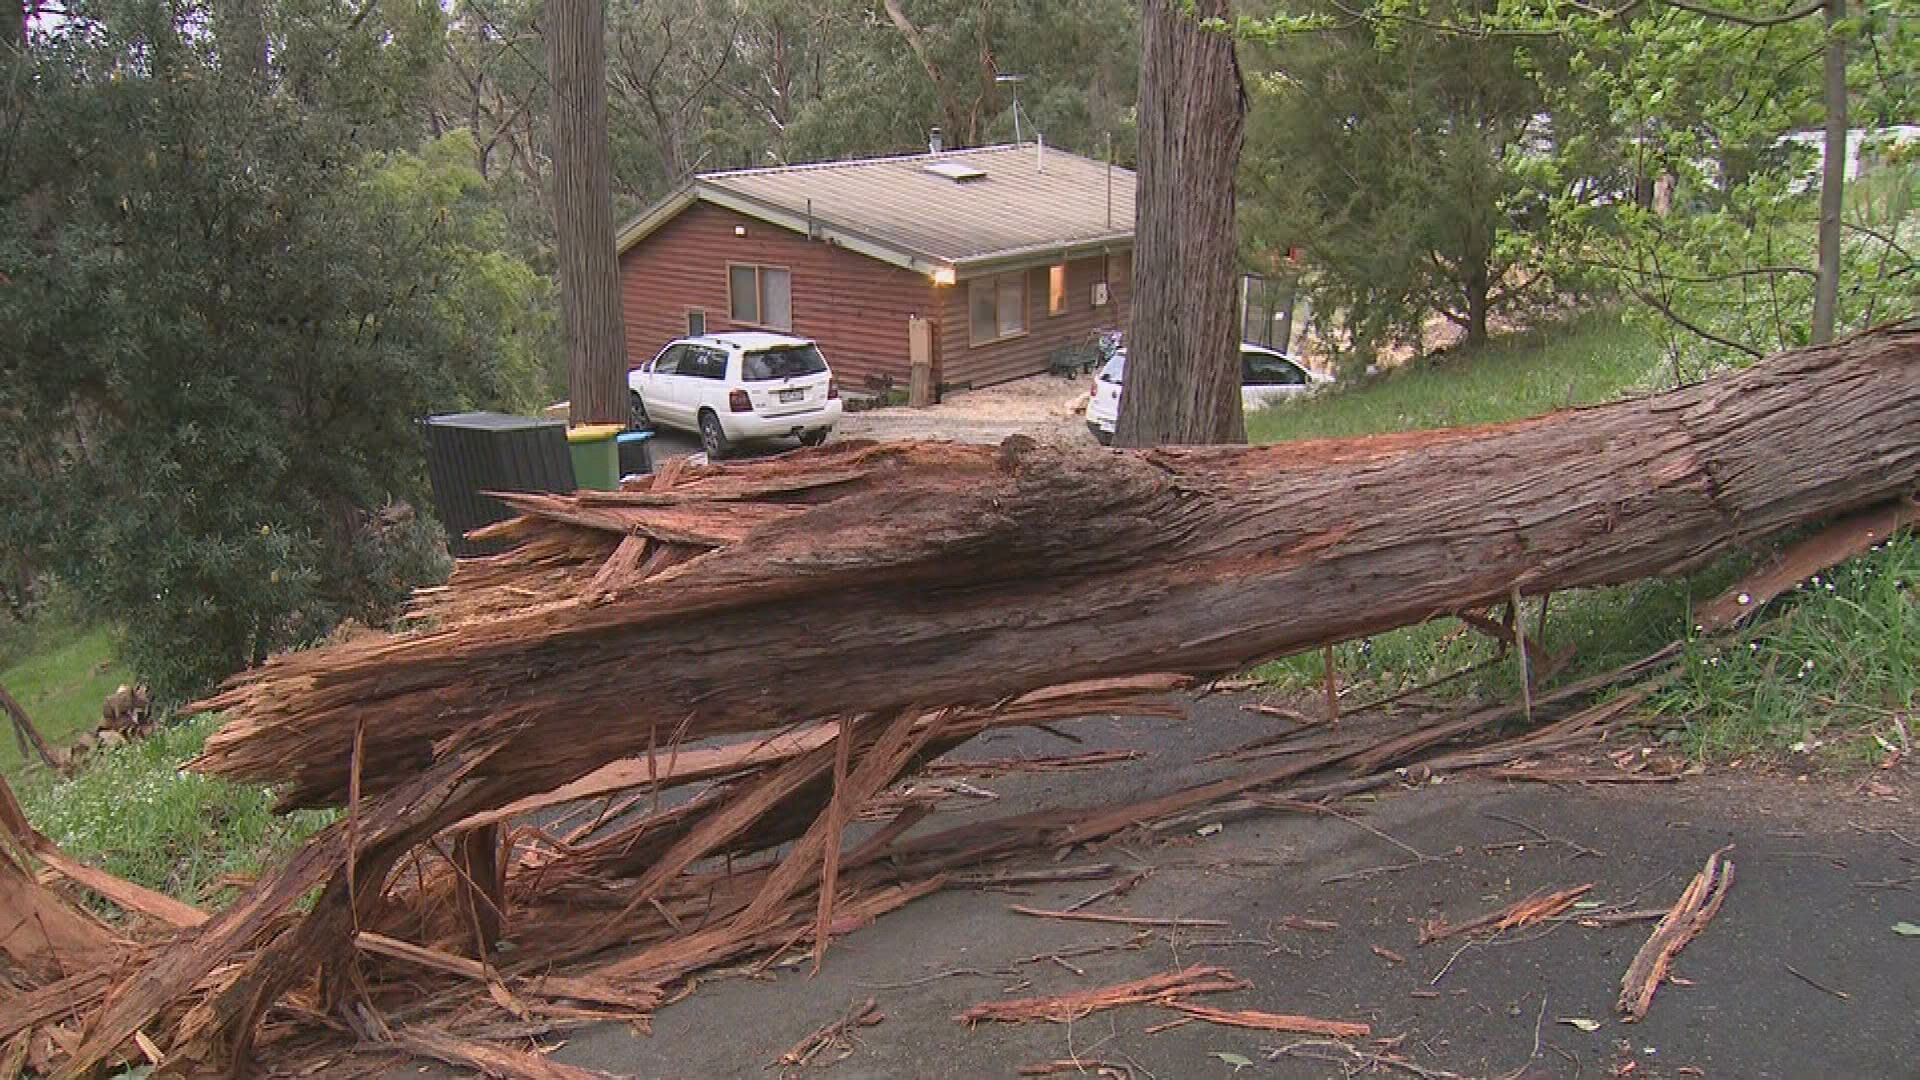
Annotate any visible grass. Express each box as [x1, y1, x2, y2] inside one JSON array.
[[15, 714, 335, 907], [1, 626, 130, 774], [1246, 311, 1666, 444], [1653, 535, 1918, 763], [1250, 309, 1914, 765]]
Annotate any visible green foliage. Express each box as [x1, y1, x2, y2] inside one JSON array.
[[0, 0, 551, 703], [1239, 0, 1588, 363], [1541, 0, 1920, 362], [1655, 531, 1919, 763], [0, 627, 129, 775], [16, 715, 335, 904]]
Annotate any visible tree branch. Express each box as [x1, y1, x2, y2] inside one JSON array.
[[1626, 283, 1767, 359], [1581, 257, 1819, 284], [1659, 0, 1825, 27]]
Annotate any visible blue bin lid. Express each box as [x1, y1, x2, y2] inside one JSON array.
[[616, 430, 655, 444]]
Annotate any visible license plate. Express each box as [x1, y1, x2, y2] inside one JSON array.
[[778, 388, 804, 403]]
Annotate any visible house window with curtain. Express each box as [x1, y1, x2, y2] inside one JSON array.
[[1048, 264, 1068, 316], [727, 265, 793, 331], [969, 272, 1027, 345]]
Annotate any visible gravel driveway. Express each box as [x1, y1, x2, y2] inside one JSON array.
[[836, 374, 1100, 446]]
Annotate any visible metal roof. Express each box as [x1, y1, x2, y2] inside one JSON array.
[[616, 143, 1135, 280]]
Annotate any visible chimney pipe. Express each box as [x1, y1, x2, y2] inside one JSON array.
[[929, 127, 943, 154]]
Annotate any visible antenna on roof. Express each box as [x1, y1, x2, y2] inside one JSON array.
[[996, 73, 1026, 145]]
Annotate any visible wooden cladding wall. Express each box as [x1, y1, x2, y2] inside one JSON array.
[[936, 253, 1132, 390], [617, 202, 940, 392]]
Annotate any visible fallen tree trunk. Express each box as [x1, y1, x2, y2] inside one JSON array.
[[196, 320, 1920, 812], [47, 320, 1917, 1076]]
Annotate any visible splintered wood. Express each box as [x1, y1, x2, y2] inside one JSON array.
[[1418, 884, 1595, 944], [958, 965, 1250, 1025], [3, 324, 1916, 1076], [1168, 1002, 1371, 1039], [1619, 847, 1735, 1021]]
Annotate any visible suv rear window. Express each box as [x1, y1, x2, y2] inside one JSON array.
[[742, 344, 828, 381]]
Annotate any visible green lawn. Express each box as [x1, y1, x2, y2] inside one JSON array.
[[1248, 310, 1916, 765], [1, 619, 332, 907], [1246, 311, 1665, 443], [1, 626, 129, 774]]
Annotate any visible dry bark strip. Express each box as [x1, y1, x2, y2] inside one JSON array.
[[1007, 905, 1227, 929], [389, 1025, 620, 1080], [1419, 884, 1595, 945], [775, 998, 882, 1068], [1619, 846, 1735, 1021], [922, 749, 1144, 777], [958, 965, 1250, 1026], [1167, 1002, 1371, 1039]]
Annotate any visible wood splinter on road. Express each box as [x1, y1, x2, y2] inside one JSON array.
[[1619, 846, 1735, 1021], [1419, 883, 1595, 944], [959, 965, 1249, 1025]]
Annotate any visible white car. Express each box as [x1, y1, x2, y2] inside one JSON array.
[[1086, 343, 1332, 444], [628, 332, 842, 458]]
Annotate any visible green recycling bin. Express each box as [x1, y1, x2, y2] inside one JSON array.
[[566, 423, 624, 491]]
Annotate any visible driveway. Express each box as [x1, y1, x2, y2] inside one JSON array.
[[635, 374, 1099, 466], [529, 695, 1918, 1079]]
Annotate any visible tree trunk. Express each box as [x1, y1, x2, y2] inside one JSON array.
[[1116, 0, 1248, 448], [548, 0, 629, 426], [1465, 263, 1491, 346], [1810, 0, 1847, 345], [194, 321, 1920, 811], [212, 0, 269, 86]]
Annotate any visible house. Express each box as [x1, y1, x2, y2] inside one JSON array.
[[614, 142, 1135, 395]]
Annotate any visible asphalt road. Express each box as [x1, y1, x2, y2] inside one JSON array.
[[528, 695, 1920, 1080]]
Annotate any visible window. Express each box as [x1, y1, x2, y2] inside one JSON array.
[[652, 344, 690, 374], [969, 272, 1027, 345], [728, 267, 758, 324], [1048, 264, 1068, 316], [743, 344, 828, 381], [684, 347, 730, 380], [728, 265, 792, 331], [1241, 349, 1308, 387], [761, 268, 791, 330], [687, 310, 706, 337]]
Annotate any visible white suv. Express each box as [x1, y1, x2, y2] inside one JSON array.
[[1086, 343, 1332, 444], [628, 332, 842, 458]]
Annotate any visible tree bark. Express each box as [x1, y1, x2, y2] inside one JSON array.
[[548, 0, 630, 426], [1118, 0, 1248, 447], [1810, 0, 1847, 345], [193, 321, 1920, 811], [1466, 262, 1491, 345], [4, 0, 24, 53]]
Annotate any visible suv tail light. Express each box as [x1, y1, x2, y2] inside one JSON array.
[[728, 389, 752, 413], [827, 379, 839, 400]]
